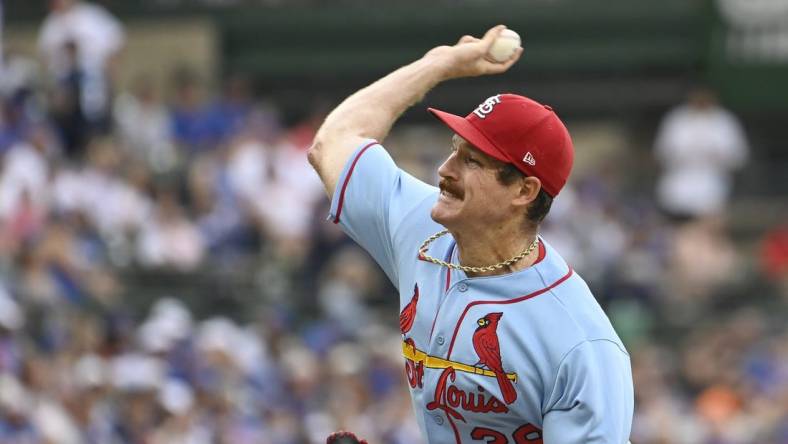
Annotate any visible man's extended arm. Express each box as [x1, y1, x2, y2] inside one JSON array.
[[307, 25, 522, 198]]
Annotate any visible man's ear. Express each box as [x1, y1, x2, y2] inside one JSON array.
[[512, 176, 541, 208]]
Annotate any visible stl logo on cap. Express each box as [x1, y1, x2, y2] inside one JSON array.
[[473, 95, 502, 119]]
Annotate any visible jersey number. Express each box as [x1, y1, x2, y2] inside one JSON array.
[[471, 424, 542, 444]]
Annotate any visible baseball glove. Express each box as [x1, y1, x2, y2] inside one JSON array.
[[326, 431, 368, 444]]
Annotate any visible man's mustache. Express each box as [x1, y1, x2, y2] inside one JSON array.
[[439, 180, 464, 199]]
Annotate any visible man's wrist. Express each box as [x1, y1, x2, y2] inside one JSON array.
[[416, 52, 454, 84]]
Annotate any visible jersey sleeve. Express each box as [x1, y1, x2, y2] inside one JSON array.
[[542, 339, 634, 444], [327, 140, 437, 286]]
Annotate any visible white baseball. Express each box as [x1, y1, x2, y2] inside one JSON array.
[[487, 29, 521, 63]]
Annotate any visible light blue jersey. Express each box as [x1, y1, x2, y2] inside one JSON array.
[[328, 140, 634, 444]]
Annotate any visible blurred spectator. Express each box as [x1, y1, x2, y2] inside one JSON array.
[[317, 247, 379, 338], [38, 0, 124, 132], [0, 50, 39, 102], [136, 186, 205, 270], [50, 138, 151, 241], [761, 221, 788, 280], [0, 293, 23, 329], [114, 76, 177, 173], [0, 373, 38, 442], [654, 87, 749, 221], [226, 110, 322, 261], [0, 126, 54, 251], [667, 216, 740, 308], [170, 69, 214, 153], [187, 152, 257, 261], [255, 144, 323, 258], [48, 40, 89, 158], [204, 73, 255, 145], [0, 50, 40, 153], [760, 220, 788, 299]]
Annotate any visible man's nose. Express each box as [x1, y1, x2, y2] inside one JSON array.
[[437, 153, 458, 180]]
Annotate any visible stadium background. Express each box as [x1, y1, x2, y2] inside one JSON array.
[[0, 0, 786, 442]]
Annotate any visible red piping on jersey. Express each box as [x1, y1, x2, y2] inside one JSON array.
[[332, 141, 378, 224], [446, 267, 574, 359], [533, 241, 546, 265]]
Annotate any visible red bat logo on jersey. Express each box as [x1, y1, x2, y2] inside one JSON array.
[[472, 312, 517, 404], [399, 284, 419, 334]]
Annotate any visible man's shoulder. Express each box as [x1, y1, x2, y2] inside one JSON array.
[[329, 140, 443, 287], [548, 275, 627, 361], [520, 240, 625, 354]]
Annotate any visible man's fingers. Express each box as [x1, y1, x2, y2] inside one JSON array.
[[482, 46, 523, 74], [438, 26, 519, 79], [506, 46, 524, 65], [480, 25, 507, 50], [500, 46, 523, 69], [499, 46, 523, 68]]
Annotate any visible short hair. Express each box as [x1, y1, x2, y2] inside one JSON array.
[[495, 163, 553, 226]]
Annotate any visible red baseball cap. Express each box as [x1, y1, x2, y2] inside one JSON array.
[[428, 94, 573, 197]]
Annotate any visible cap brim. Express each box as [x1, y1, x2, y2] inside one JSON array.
[[427, 107, 514, 165]]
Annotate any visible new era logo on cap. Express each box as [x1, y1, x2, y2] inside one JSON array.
[[427, 94, 574, 197]]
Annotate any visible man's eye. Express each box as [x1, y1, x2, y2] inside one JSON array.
[[466, 157, 480, 165]]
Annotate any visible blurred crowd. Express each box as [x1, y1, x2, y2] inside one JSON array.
[[0, 1, 786, 444]]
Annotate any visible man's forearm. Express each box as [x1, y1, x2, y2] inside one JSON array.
[[309, 57, 448, 195], [317, 57, 447, 144]]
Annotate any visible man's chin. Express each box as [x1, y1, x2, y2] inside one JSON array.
[[430, 202, 455, 227]]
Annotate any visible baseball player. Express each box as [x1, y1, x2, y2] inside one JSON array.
[[311, 26, 634, 443]]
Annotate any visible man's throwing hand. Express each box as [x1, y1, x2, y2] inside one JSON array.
[[424, 25, 523, 80]]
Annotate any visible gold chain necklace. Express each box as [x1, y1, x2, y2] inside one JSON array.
[[418, 230, 539, 274]]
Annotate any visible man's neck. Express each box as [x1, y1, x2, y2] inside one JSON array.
[[451, 225, 539, 278]]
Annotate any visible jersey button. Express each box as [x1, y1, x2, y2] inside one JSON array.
[[433, 414, 444, 425], [436, 335, 445, 345], [458, 283, 468, 292]]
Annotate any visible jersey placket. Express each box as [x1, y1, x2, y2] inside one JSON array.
[[421, 247, 483, 443]]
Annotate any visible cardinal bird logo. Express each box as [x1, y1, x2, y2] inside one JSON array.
[[399, 284, 419, 334], [472, 312, 517, 404]]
